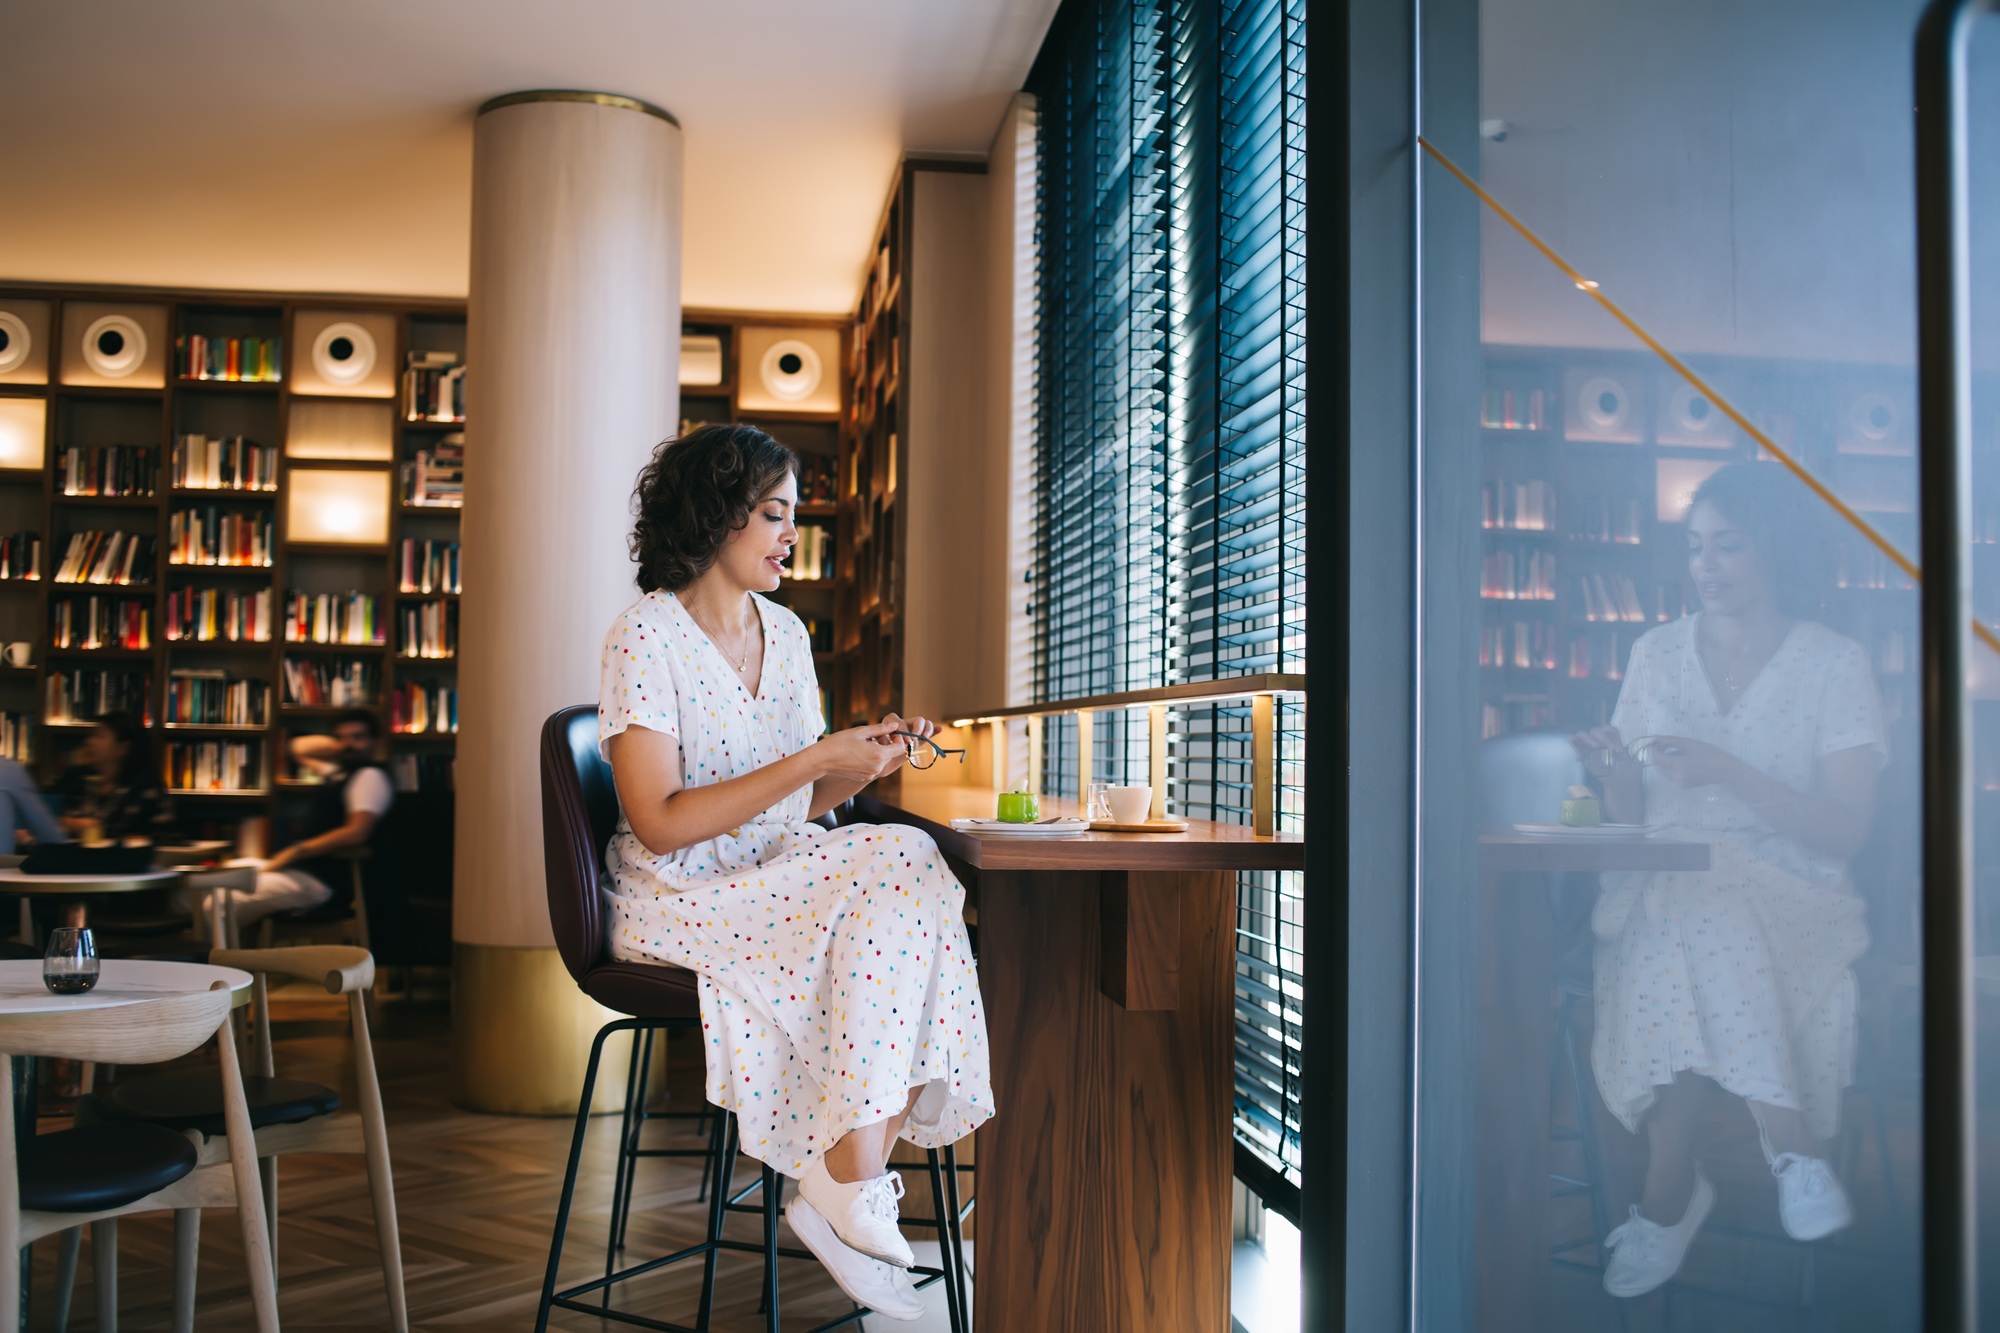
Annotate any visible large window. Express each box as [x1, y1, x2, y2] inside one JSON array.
[[1025, 0, 1309, 1206], [1400, 0, 1950, 1327]]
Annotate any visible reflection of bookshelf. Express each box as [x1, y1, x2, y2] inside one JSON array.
[[1478, 347, 1919, 740], [0, 283, 469, 836], [679, 309, 848, 731]]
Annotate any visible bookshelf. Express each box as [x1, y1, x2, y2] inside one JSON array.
[[0, 283, 465, 846], [1476, 348, 1920, 742], [678, 309, 848, 728]]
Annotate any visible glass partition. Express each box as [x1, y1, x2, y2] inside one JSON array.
[[1415, 1, 1933, 1326]]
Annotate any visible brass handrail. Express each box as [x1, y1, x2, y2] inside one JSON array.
[[950, 674, 1305, 835]]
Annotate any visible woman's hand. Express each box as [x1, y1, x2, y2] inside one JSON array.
[[1569, 725, 1634, 781], [814, 721, 907, 782], [1640, 735, 1743, 789]]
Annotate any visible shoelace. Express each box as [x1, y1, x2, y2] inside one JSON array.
[[1604, 1205, 1655, 1253], [862, 1171, 907, 1224], [1770, 1152, 1826, 1197]]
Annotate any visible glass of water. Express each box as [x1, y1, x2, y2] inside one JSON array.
[[43, 927, 98, 995]]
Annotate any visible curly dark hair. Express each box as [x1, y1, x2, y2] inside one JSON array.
[[1687, 462, 1826, 616], [629, 424, 799, 593]]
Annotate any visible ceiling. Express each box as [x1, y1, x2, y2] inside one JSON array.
[[0, 0, 1059, 314]]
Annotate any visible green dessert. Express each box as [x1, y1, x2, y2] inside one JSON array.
[[1560, 783, 1601, 828]]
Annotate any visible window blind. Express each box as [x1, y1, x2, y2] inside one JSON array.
[[1025, 0, 1307, 1214]]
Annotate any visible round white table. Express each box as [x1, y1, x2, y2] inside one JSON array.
[[0, 959, 252, 1014], [0, 870, 182, 899]]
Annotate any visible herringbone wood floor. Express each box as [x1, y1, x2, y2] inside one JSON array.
[[23, 985, 886, 1332]]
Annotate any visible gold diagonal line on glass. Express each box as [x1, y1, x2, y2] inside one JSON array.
[[1417, 135, 2000, 659]]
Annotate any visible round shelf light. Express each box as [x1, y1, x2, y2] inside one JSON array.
[[81, 314, 146, 379], [0, 312, 29, 375], [759, 339, 822, 403], [312, 321, 377, 388]]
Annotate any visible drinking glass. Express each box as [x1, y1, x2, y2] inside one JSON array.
[[1086, 782, 1112, 820], [43, 927, 98, 995]]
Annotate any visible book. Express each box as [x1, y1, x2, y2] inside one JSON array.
[[397, 600, 457, 659], [172, 434, 277, 492], [398, 539, 461, 594], [53, 531, 154, 586], [163, 740, 264, 792], [282, 656, 376, 708], [0, 532, 41, 581], [402, 351, 466, 423], [59, 445, 157, 498], [392, 680, 457, 734], [400, 431, 465, 507], [175, 335, 281, 384], [51, 596, 152, 651], [169, 507, 273, 568], [165, 586, 272, 643], [46, 668, 151, 725], [284, 590, 383, 646], [165, 670, 270, 727]]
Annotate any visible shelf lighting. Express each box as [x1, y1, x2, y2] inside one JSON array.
[[288, 469, 390, 545], [0, 399, 45, 471]]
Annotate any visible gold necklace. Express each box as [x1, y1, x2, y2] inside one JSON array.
[[688, 602, 756, 673]]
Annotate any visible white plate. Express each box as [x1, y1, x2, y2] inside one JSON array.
[[1512, 823, 1652, 839], [949, 818, 1091, 837]]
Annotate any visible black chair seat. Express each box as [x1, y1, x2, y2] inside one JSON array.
[[19, 1124, 197, 1212], [102, 1072, 340, 1136], [581, 962, 701, 1021]]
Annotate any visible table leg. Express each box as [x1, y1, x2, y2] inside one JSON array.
[[1474, 868, 1557, 1329], [976, 869, 1234, 1333]]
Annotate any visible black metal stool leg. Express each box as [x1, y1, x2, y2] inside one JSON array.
[[534, 1019, 624, 1333], [602, 1027, 646, 1305], [924, 1150, 965, 1333], [942, 1141, 971, 1332], [697, 1113, 740, 1332], [762, 1164, 783, 1333], [612, 1028, 656, 1255]]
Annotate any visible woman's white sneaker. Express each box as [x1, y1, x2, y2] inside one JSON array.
[[797, 1158, 918, 1268], [785, 1194, 925, 1321], [1602, 1171, 1715, 1298], [1771, 1153, 1852, 1240]]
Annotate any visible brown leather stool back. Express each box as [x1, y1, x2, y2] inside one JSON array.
[[539, 705, 698, 1018]]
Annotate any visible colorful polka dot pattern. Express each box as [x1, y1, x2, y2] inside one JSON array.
[[597, 591, 994, 1176], [1593, 615, 1880, 1142]]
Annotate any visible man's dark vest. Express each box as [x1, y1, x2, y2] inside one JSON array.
[[295, 761, 390, 909]]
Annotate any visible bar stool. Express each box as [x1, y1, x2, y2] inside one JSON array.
[[538, 706, 968, 1332]]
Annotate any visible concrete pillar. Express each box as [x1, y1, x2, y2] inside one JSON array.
[[453, 90, 682, 1113]]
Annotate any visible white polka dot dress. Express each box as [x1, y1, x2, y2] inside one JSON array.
[[1592, 615, 1882, 1142], [598, 590, 994, 1177]]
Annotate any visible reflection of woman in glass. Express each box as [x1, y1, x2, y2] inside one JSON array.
[[1569, 463, 1881, 1298]]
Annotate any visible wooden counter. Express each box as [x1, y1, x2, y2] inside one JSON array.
[[854, 780, 1304, 1333]]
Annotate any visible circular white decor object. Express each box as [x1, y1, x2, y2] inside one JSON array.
[[1576, 376, 1628, 432], [81, 314, 146, 379], [1666, 382, 1718, 438], [759, 339, 823, 403], [0, 312, 29, 375], [312, 322, 376, 387], [1851, 392, 1897, 442]]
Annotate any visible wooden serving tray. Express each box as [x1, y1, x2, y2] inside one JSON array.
[[1088, 818, 1191, 833]]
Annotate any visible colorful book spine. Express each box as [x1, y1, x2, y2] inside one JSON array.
[[174, 335, 282, 383]]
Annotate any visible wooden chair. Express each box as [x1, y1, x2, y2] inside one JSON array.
[[3, 982, 277, 1332], [89, 947, 407, 1332]]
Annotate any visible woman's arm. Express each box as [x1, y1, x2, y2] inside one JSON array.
[[1727, 745, 1878, 862], [806, 712, 933, 820], [610, 720, 905, 856]]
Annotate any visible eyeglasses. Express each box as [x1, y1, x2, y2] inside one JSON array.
[[892, 731, 967, 770]]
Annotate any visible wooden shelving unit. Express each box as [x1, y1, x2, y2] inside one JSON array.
[[677, 309, 848, 727], [0, 283, 464, 842], [1477, 347, 1918, 740]]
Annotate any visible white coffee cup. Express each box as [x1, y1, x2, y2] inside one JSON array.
[[1105, 785, 1152, 824], [2, 643, 30, 668]]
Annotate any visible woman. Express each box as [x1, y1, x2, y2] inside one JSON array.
[[600, 424, 992, 1321], [1569, 463, 1881, 1298], [54, 711, 175, 844]]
